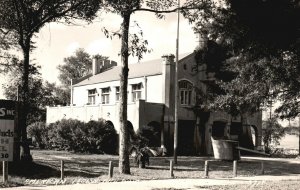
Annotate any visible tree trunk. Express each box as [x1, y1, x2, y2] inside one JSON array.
[[20, 39, 32, 161], [119, 13, 131, 174]]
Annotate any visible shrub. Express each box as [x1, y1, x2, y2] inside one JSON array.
[[136, 125, 160, 147], [27, 122, 49, 149], [262, 118, 285, 153], [85, 120, 118, 154], [47, 119, 118, 154]]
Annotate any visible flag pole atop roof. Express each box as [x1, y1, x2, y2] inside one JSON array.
[[173, 0, 180, 164]]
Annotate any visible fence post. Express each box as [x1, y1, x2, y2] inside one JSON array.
[[204, 160, 209, 178], [233, 160, 237, 177], [2, 161, 8, 184], [170, 160, 174, 178], [60, 160, 64, 180], [260, 161, 264, 175], [108, 161, 113, 178]]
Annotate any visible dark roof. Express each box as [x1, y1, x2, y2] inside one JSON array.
[[73, 53, 193, 87]]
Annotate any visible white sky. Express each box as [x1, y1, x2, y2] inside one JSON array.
[[0, 11, 198, 98], [34, 12, 197, 83]]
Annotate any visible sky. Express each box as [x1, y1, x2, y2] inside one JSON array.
[[34, 11, 197, 83]]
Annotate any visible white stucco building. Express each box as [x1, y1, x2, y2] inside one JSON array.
[[47, 49, 262, 155]]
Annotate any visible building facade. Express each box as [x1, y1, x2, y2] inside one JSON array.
[[47, 52, 262, 155]]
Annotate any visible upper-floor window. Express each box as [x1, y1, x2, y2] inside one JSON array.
[[116, 86, 120, 101], [132, 83, 142, 102], [88, 89, 97, 105], [179, 80, 193, 106], [101, 87, 110, 104]]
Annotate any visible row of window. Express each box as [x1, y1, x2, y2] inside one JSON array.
[[87, 80, 193, 106], [87, 83, 142, 105]]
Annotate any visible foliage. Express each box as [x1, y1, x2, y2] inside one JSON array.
[[284, 125, 299, 136], [136, 125, 160, 147], [2, 59, 64, 124], [262, 118, 285, 153], [185, 0, 300, 119], [47, 119, 118, 154], [27, 122, 49, 149]]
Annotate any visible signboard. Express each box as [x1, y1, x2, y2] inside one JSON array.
[[0, 100, 16, 161]]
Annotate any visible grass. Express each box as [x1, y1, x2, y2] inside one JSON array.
[[1, 149, 300, 187], [202, 180, 300, 190]]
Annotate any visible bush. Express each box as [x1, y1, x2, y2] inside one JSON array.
[[27, 122, 49, 149], [136, 125, 160, 147], [262, 118, 285, 153], [48, 119, 86, 151], [30, 119, 118, 154]]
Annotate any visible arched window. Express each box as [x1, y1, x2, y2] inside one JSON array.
[[179, 80, 193, 106]]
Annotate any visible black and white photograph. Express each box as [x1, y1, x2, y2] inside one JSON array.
[[1, 0, 300, 189]]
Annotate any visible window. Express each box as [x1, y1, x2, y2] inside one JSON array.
[[179, 80, 193, 106], [132, 83, 142, 101], [101, 88, 110, 104], [88, 89, 97, 105], [116, 87, 120, 101]]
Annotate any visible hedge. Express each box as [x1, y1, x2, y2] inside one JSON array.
[[28, 119, 118, 154]]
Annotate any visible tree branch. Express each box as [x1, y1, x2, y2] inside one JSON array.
[[132, 6, 202, 14]]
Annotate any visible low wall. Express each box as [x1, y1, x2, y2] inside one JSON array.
[[46, 100, 165, 133]]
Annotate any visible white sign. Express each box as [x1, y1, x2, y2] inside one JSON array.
[[0, 100, 15, 161]]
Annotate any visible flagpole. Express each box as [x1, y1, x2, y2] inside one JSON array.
[[174, 0, 180, 164]]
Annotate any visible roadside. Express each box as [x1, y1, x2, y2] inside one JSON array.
[[4, 174, 300, 190], [2, 150, 300, 189]]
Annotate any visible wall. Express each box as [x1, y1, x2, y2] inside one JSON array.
[[47, 100, 164, 133], [177, 53, 200, 121], [72, 75, 163, 106], [145, 75, 163, 103]]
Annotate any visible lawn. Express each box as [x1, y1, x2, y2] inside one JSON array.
[[203, 180, 300, 190], [1, 149, 300, 187]]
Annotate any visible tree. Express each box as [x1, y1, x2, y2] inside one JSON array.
[[2, 58, 65, 125], [184, 0, 300, 118], [102, 0, 213, 174], [57, 48, 108, 104], [0, 0, 101, 160], [262, 118, 285, 153]]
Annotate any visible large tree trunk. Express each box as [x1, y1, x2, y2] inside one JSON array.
[[119, 13, 131, 174], [20, 39, 32, 161]]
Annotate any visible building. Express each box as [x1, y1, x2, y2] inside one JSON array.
[[47, 49, 262, 155]]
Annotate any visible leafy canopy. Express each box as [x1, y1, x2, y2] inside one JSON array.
[[184, 0, 300, 118]]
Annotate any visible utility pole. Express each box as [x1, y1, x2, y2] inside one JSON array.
[[298, 116, 300, 156], [173, 0, 180, 164], [266, 99, 273, 153], [70, 79, 73, 105]]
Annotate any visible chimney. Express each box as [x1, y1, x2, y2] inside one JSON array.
[[162, 54, 175, 108], [162, 54, 175, 66], [196, 31, 208, 50], [92, 57, 98, 75]]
